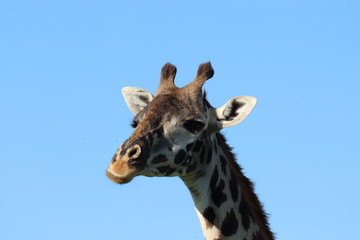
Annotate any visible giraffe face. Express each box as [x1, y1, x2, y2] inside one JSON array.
[[106, 63, 257, 184], [107, 90, 211, 184]]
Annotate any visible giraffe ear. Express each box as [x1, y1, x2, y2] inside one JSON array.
[[122, 87, 154, 115], [215, 96, 257, 129]]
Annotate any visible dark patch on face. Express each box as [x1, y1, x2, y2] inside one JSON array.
[[174, 149, 186, 164], [210, 166, 227, 207], [199, 145, 206, 164], [206, 147, 212, 164], [193, 140, 203, 153], [229, 171, 239, 202], [252, 232, 264, 240], [225, 100, 244, 121], [151, 154, 168, 164], [128, 156, 147, 170], [220, 155, 227, 175], [239, 194, 253, 231], [178, 169, 183, 175], [220, 208, 239, 237], [157, 165, 176, 176], [185, 162, 197, 174], [203, 206, 216, 229]]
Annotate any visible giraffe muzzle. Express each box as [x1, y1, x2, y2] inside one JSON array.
[[106, 141, 149, 184]]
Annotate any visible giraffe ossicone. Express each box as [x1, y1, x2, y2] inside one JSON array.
[[106, 62, 274, 240]]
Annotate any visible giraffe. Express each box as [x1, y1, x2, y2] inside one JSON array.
[[106, 62, 274, 240]]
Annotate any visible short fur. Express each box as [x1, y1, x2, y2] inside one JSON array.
[[216, 133, 275, 239]]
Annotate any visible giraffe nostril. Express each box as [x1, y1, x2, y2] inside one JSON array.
[[128, 149, 138, 158], [127, 145, 141, 159]]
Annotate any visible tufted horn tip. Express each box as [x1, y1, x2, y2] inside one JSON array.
[[196, 62, 214, 82], [156, 63, 178, 96], [161, 63, 177, 82]]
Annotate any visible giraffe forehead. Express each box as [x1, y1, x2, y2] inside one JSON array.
[[136, 93, 203, 125]]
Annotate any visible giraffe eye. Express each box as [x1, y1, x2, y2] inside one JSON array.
[[131, 120, 138, 128], [183, 120, 205, 133]]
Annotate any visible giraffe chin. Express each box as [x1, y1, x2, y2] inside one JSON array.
[[106, 169, 135, 184]]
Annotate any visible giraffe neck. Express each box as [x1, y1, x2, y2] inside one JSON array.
[[181, 133, 273, 240]]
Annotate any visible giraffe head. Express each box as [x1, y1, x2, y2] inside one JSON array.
[[106, 62, 257, 184]]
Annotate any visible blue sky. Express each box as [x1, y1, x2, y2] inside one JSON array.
[[1, 1, 359, 239]]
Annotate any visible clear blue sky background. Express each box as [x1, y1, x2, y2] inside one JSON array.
[[1, 1, 359, 239]]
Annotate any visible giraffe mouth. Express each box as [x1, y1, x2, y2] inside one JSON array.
[[106, 169, 134, 184]]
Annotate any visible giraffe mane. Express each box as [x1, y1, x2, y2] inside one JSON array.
[[215, 133, 275, 239]]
